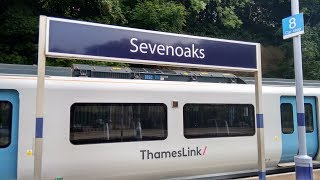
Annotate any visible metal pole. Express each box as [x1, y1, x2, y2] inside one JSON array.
[[34, 15, 47, 180], [291, 0, 313, 179], [255, 44, 266, 180]]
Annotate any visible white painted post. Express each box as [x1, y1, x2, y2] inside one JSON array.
[[34, 15, 47, 180], [291, 0, 313, 179], [255, 44, 266, 180]]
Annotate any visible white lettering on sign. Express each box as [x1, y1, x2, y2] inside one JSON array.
[[130, 38, 205, 59]]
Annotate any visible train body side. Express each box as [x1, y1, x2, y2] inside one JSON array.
[[0, 75, 319, 179]]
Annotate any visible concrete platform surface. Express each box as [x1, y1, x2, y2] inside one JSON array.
[[241, 169, 320, 180]]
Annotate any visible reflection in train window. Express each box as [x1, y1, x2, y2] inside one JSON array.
[[305, 103, 314, 133], [280, 103, 294, 134], [70, 103, 167, 145], [183, 104, 255, 138], [0, 101, 12, 148]]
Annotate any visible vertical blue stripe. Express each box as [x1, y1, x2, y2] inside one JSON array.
[[256, 114, 264, 128], [296, 165, 313, 180], [258, 171, 266, 180], [297, 113, 305, 126], [35, 118, 43, 138]]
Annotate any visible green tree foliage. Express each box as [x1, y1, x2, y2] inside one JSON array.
[[190, 0, 209, 13], [39, 0, 127, 25], [184, 0, 252, 39], [130, 0, 187, 32], [303, 60, 320, 80], [0, 0, 39, 64], [0, 0, 319, 79], [302, 26, 320, 61]]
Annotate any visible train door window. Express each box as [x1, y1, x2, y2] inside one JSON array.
[[183, 104, 255, 138], [70, 103, 167, 145], [280, 103, 294, 134], [0, 101, 12, 148], [305, 103, 314, 133]]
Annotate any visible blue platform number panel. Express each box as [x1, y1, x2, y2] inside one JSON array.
[[0, 90, 19, 179], [282, 13, 304, 39], [280, 96, 318, 163]]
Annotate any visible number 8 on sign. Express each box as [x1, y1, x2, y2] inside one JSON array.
[[289, 18, 297, 29]]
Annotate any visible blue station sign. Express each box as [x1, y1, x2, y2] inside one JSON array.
[[46, 17, 258, 70], [282, 13, 304, 39]]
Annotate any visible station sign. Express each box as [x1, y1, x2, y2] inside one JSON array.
[[282, 13, 304, 39], [46, 17, 258, 70]]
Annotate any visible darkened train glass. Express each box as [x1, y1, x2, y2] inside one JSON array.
[[183, 104, 255, 138], [70, 103, 167, 145], [0, 101, 12, 148], [280, 103, 294, 134], [305, 103, 314, 133], [280, 103, 314, 134]]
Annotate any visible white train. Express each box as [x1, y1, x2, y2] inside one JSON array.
[[0, 64, 319, 180]]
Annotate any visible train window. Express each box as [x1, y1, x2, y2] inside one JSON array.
[[280, 103, 294, 134], [0, 101, 12, 148], [183, 104, 255, 138], [305, 103, 314, 133], [70, 103, 167, 145]]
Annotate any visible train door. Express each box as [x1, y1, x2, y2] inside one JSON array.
[[280, 96, 318, 163], [0, 90, 19, 179]]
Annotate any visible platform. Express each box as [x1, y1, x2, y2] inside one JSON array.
[[242, 169, 320, 180]]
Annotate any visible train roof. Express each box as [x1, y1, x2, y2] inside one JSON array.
[[0, 63, 72, 77], [241, 77, 320, 87], [0, 63, 244, 84], [1, 63, 320, 87]]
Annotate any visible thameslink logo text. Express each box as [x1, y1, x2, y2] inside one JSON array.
[[140, 146, 207, 160]]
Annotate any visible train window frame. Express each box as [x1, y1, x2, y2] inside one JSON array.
[[69, 103, 168, 145], [183, 103, 256, 139], [280, 103, 294, 134], [0, 101, 12, 148], [305, 103, 314, 133]]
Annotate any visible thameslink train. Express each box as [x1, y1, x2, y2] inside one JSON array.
[[0, 63, 319, 180]]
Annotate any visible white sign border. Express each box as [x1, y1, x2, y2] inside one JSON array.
[[283, 29, 305, 39]]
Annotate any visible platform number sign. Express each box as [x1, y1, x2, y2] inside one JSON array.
[[282, 13, 304, 39]]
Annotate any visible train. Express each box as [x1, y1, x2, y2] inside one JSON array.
[[0, 63, 319, 180]]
